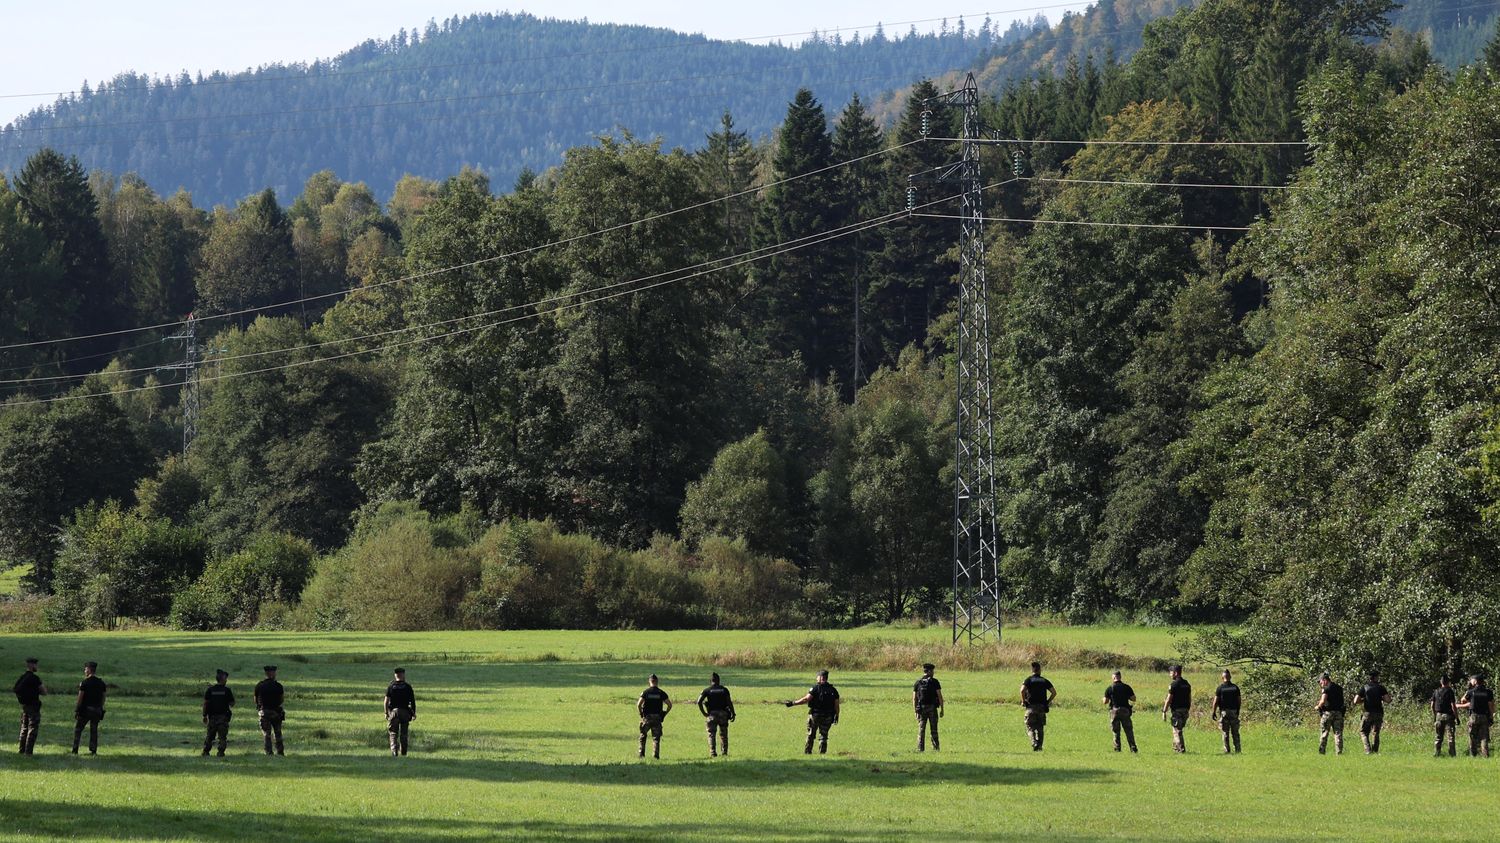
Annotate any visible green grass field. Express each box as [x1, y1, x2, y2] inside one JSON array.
[[0, 627, 1490, 841]]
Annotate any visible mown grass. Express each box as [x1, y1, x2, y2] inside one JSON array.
[[0, 628, 1488, 842]]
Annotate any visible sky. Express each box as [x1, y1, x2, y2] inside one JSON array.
[[0, 2, 1087, 125]]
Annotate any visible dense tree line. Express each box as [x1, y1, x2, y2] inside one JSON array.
[[1, 0, 1500, 693]]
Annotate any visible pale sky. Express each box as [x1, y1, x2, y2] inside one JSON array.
[[0, 2, 1087, 125]]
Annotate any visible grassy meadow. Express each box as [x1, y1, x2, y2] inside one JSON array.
[[0, 625, 1491, 841]]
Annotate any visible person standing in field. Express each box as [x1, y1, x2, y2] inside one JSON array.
[[201, 669, 235, 757], [1457, 674, 1495, 758], [1162, 665, 1191, 753], [786, 669, 840, 754], [72, 661, 106, 755], [913, 662, 944, 752], [637, 673, 672, 759], [1210, 669, 1241, 754], [384, 667, 416, 757], [1102, 670, 1137, 753], [14, 657, 47, 756], [1315, 672, 1346, 755], [1432, 674, 1460, 757], [1352, 671, 1392, 754], [696, 672, 734, 758], [1020, 661, 1055, 751], [255, 665, 286, 756]]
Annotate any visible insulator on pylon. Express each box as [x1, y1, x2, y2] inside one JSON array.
[[920, 110, 932, 138], [906, 185, 917, 213], [1011, 150, 1025, 177]]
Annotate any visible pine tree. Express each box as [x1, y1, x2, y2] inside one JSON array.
[[830, 94, 884, 390]]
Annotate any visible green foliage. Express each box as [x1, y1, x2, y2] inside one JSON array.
[[169, 533, 315, 630], [679, 430, 792, 558], [195, 189, 296, 314], [46, 500, 209, 629]]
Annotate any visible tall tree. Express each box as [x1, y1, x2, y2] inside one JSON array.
[[195, 189, 297, 317], [830, 94, 885, 390]]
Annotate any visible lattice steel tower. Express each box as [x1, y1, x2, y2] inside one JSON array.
[[917, 73, 1002, 645], [160, 313, 202, 453]]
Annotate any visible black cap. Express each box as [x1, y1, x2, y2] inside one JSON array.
[[1319, 672, 1330, 681], [1031, 661, 1041, 672], [922, 663, 935, 672], [649, 673, 658, 682], [817, 669, 829, 678], [215, 669, 229, 678], [264, 665, 277, 672], [24, 657, 37, 665], [84, 661, 97, 670], [710, 672, 720, 683], [393, 667, 406, 674]]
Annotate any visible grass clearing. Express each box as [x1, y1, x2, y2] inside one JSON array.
[[0, 627, 1485, 841]]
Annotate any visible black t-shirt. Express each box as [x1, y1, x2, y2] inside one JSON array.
[[1464, 686, 1495, 715], [698, 685, 732, 712], [1022, 676, 1054, 710], [1358, 682, 1388, 713], [1104, 681, 1135, 709], [1168, 678, 1192, 710], [77, 676, 107, 709], [386, 680, 416, 714], [914, 676, 942, 706], [1320, 683, 1346, 712], [808, 683, 840, 714], [1433, 686, 1458, 715], [14, 672, 43, 706], [203, 684, 235, 716], [639, 687, 670, 715], [255, 678, 285, 709], [1214, 682, 1241, 711]]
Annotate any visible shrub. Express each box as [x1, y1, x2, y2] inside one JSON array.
[[169, 533, 315, 630]]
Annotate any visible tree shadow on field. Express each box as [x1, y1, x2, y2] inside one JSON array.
[[0, 798, 1134, 842], [55, 753, 1114, 789]]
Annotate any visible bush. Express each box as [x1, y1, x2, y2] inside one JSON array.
[[169, 533, 315, 630]]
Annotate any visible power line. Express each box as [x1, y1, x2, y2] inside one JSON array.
[[1021, 175, 1296, 190], [5, 196, 954, 407], [0, 138, 930, 354], [0, 201, 927, 389], [0, 5, 1092, 104], [928, 136, 1317, 146], [913, 211, 1267, 231]]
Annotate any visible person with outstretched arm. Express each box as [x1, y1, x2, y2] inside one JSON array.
[[786, 669, 840, 754]]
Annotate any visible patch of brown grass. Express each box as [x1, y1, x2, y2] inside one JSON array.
[[701, 637, 1172, 673]]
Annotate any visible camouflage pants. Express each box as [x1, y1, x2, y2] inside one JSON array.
[[1360, 711, 1384, 753], [203, 713, 230, 755], [916, 705, 940, 751], [1025, 708, 1047, 750], [1110, 708, 1136, 751], [1468, 713, 1491, 758], [1169, 708, 1190, 752], [1435, 713, 1457, 756], [73, 706, 103, 753], [1218, 709, 1241, 753], [1318, 711, 1344, 754], [387, 709, 411, 756], [259, 707, 285, 755], [639, 714, 663, 757], [705, 710, 729, 756], [805, 713, 835, 754], [18, 704, 40, 754]]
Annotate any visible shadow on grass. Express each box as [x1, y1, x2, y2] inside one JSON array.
[[0, 800, 1135, 843]]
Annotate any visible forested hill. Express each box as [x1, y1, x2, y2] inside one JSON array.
[[0, 12, 1033, 207]]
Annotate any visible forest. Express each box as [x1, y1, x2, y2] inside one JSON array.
[[2, 0, 1500, 692]]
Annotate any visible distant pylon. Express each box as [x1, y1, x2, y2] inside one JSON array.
[[159, 313, 201, 453]]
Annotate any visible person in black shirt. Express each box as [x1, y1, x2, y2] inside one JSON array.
[[72, 661, 107, 755], [786, 669, 840, 754], [1457, 674, 1496, 758], [1352, 671, 1392, 754], [1020, 662, 1056, 751], [1211, 669, 1242, 754], [913, 663, 944, 752], [637, 673, 672, 759], [384, 667, 416, 757], [1162, 665, 1192, 753], [1101, 670, 1137, 753], [14, 657, 47, 756], [1432, 674, 1459, 757], [1315, 672, 1346, 755], [201, 669, 235, 757], [255, 665, 286, 756], [696, 672, 734, 758]]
